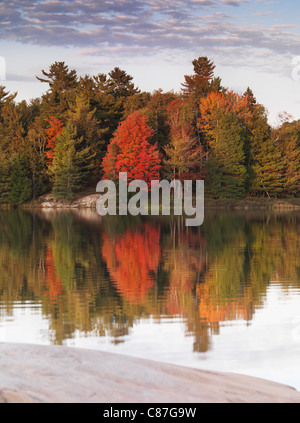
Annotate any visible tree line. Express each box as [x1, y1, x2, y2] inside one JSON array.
[[0, 57, 299, 205]]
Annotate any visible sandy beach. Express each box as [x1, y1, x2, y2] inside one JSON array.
[[0, 343, 299, 403]]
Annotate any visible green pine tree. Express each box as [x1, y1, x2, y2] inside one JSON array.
[[0, 147, 10, 204], [8, 154, 32, 205], [50, 124, 95, 200], [207, 110, 247, 199], [251, 138, 284, 197]]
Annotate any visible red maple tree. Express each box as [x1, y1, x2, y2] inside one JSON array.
[[45, 115, 63, 166], [102, 111, 161, 183]]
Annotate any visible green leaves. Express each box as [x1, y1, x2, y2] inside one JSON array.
[[50, 124, 96, 200]]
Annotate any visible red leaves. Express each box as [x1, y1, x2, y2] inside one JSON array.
[[102, 111, 161, 183], [45, 115, 63, 166]]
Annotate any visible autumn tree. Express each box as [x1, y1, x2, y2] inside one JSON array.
[[44, 115, 63, 166], [182, 57, 221, 145], [164, 99, 205, 180], [102, 111, 161, 183]]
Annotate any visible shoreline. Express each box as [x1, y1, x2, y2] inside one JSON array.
[[1, 194, 300, 212], [0, 342, 299, 403]]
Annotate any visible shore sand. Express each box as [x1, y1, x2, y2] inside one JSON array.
[[0, 343, 300, 403]]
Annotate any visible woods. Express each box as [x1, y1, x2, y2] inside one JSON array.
[[0, 57, 299, 205]]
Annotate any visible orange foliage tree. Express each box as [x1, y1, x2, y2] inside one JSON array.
[[45, 115, 63, 166], [199, 90, 251, 143], [102, 111, 161, 183]]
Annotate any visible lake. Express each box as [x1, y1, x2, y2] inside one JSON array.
[[0, 208, 300, 390]]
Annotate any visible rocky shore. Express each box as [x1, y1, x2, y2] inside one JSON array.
[[0, 343, 300, 403], [16, 193, 300, 212]]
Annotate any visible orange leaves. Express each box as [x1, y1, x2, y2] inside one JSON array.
[[45, 115, 63, 166], [102, 224, 161, 304], [102, 111, 161, 183], [198, 90, 252, 139]]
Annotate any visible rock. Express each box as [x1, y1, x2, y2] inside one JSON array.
[[0, 343, 300, 403], [40, 202, 55, 208]]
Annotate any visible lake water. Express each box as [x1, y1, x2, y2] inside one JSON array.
[[0, 208, 300, 390]]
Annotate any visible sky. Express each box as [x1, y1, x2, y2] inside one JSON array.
[[0, 0, 299, 126]]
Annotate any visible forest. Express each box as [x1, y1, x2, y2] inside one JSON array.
[[0, 56, 299, 205]]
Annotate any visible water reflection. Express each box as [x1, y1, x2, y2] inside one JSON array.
[[0, 209, 300, 360]]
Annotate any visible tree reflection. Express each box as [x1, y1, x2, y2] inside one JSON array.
[[0, 209, 299, 352], [102, 223, 161, 304]]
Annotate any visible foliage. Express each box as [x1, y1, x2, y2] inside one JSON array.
[[0, 57, 299, 204], [102, 111, 161, 183], [49, 124, 96, 200], [8, 154, 32, 205]]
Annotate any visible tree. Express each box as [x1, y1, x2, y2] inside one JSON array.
[[67, 93, 104, 161], [198, 92, 248, 198], [142, 89, 178, 152], [50, 124, 96, 200], [251, 138, 284, 197], [36, 61, 78, 119], [27, 118, 49, 199], [108, 67, 140, 99], [44, 115, 63, 166], [8, 153, 32, 205], [182, 57, 218, 144], [102, 111, 161, 183], [271, 119, 300, 196], [0, 97, 24, 154], [206, 110, 247, 199], [0, 146, 10, 203], [182, 57, 216, 99], [164, 99, 205, 180]]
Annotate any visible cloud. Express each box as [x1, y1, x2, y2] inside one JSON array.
[[0, 0, 298, 78]]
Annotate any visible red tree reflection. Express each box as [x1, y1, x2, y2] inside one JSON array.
[[102, 224, 161, 304], [44, 247, 63, 299]]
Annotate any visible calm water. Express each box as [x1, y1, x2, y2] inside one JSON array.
[[0, 208, 300, 390]]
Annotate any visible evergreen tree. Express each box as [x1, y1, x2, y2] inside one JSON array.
[[8, 154, 32, 205], [0, 147, 10, 204], [212, 111, 247, 199], [27, 118, 49, 199], [182, 57, 218, 145], [67, 93, 104, 161], [50, 124, 95, 200], [36, 62, 78, 120], [143, 89, 178, 152], [251, 138, 284, 197], [271, 119, 300, 196]]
